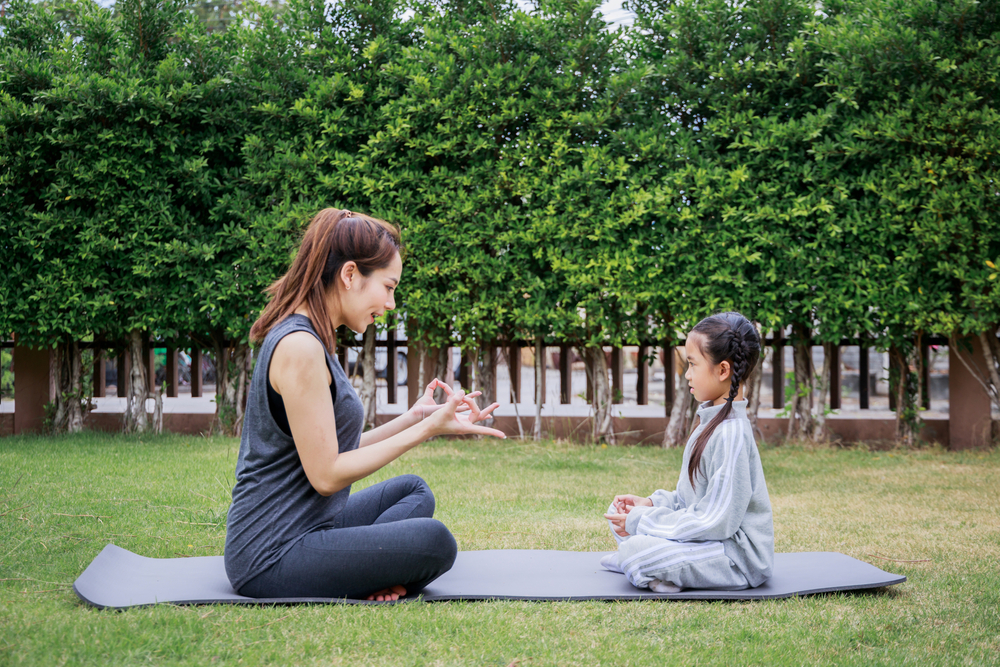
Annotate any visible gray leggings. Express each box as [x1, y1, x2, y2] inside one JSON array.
[[238, 475, 457, 599]]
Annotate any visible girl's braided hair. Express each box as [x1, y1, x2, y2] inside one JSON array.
[[686, 312, 761, 485]]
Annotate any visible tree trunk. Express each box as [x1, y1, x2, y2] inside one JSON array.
[[360, 324, 377, 430], [502, 344, 525, 439], [787, 325, 817, 441], [151, 385, 163, 434], [583, 346, 615, 445], [534, 335, 544, 440], [663, 347, 695, 447], [475, 344, 497, 428], [745, 346, 765, 442], [50, 339, 84, 433], [212, 337, 251, 437], [810, 342, 832, 442], [415, 339, 427, 393], [432, 344, 450, 403], [889, 343, 921, 447], [124, 330, 149, 434], [977, 329, 1000, 411]]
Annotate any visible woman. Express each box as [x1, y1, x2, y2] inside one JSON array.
[[224, 208, 506, 602]]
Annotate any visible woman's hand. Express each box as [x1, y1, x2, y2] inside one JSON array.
[[612, 494, 653, 514], [408, 378, 481, 422], [422, 384, 505, 439]]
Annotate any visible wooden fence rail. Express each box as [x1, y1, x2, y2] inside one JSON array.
[[2, 334, 993, 449]]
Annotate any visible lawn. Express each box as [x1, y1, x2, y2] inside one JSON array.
[[1, 433, 998, 666]]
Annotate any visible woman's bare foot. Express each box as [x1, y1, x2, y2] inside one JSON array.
[[366, 585, 407, 601]]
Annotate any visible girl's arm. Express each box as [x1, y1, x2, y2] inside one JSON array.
[[624, 420, 753, 541], [649, 489, 686, 510], [274, 333, 504, 496]]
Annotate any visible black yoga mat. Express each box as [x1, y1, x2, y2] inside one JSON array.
[[73, 544, 905, 609]]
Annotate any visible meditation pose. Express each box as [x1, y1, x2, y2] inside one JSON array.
[[224, 208, 505, 602], [602, 312, 774, 593]]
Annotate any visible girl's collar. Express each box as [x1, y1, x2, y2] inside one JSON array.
[[696, 399, 749, 422]]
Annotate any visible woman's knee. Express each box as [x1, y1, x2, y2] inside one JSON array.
[[399, 474, 435, 514], [415, 518, 457, 568]]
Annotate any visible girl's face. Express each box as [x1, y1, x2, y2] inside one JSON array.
[[338, 252, 402, 333], [684, 332, 734, 406]]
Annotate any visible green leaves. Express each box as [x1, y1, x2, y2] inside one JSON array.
[[1, 0, 996, 363]]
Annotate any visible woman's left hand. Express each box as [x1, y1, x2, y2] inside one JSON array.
[[423, 385, 505, 439]]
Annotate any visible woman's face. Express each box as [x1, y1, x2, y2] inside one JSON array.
[[684, 332, 732, 406], [341, 252, 402, 333]]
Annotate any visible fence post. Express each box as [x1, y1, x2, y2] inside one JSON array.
[[117, 351, 130, 397], [663, 346, 675, 416], [921, 339, 930, 410], [190, 348, 203, 398], [859, 343, 869, 409], [949, 335, 992, 450], [559, 344, 571, 404], [458, 350, 470, 390], [829, 345, 841, 410], [338, 346, 349, 375], [386, 330, 397, 404], [93, 349, 106, 398], [637, 344, 649, 406], [772, 328, 784, 409], [585, 351, 593, 403], [509, 342, 521, 403], [166, 347, 178, 398], [611, 347, 623, 404], [143, 339, 155, 392], [13, 343, 52, 434]]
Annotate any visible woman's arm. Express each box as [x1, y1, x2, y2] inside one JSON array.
[[273, 333, 503, 497]]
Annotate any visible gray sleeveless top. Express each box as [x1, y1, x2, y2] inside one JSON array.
[[224, 314, 363, 591]]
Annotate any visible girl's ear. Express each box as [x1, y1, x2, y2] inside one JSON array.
[[717, 359, 732, 382]]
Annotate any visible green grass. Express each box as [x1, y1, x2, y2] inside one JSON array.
[[1, 433, 998, 666]]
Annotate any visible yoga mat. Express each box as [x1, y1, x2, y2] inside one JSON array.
[[73, 544, 906, 610]]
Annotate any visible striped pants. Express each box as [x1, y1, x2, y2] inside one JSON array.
[[607, 503, 749, 591]]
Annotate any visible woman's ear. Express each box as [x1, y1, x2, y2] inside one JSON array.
[[339, 261, 357, 291]]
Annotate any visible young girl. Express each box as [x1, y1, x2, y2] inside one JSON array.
[[602, 312, 774, 593]]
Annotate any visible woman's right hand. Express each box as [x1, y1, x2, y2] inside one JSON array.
[[612, 494, 653, 514], [423, 385, 506, 439]]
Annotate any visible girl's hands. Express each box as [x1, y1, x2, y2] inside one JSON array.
[[604, 494, 653, 537], [612, 494, 653, 514], [605, 512, 629, 537], [421, 381, 505, 439]]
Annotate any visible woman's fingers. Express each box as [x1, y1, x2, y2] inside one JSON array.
[[475, 402, 500, 420], [467, 424, 507, 439]]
